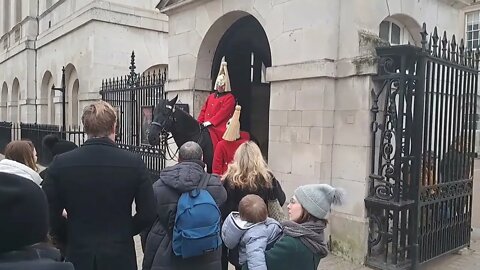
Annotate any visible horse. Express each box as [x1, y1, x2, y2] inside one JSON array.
[[148, 95, 214, 172]]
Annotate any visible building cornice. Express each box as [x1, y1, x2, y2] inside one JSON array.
[[440, 0, 475, 8], [159, 0, 214, 15], [36, 1, 168, 49]]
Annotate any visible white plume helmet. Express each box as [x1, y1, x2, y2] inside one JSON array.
[[214, 56, 231, 92]]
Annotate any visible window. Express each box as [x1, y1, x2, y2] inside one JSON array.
[[380, 21, 402, 45], [466, 11, 480, 49], [379, 19, 416, 46]]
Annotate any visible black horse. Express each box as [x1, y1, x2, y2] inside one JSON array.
[[148, 96, 214, 172]]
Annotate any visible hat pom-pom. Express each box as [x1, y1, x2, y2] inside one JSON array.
[[332, 188, 345, 206], [43, 134, 60, 149]]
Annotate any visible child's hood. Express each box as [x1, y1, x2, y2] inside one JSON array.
[[222, 212, 255, 249]]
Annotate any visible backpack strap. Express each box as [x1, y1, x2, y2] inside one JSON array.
[[190, 173, 211, 197], [197, 173, 211, 190]]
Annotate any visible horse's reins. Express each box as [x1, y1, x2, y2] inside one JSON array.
[[150, 104, 206, 161]]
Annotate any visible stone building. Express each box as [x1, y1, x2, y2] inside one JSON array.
[[0, 0, 168, 125], [1, 0, 480, 267], [157, 0, 479, 264]]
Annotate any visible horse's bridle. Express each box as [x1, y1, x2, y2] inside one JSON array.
[[150, 103, 207, 160], [151, 104, 174, 136]]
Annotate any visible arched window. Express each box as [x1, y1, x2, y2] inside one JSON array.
[[1, 82, 8, 120], [11, 78, 19, 123], [71, 79, 79, 127], [379, 18, 417, 46], [40, 71, 54, 124], [65, 64, 79, 127]]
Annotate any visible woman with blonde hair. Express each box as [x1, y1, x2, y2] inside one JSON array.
[[0, 140, 42, 185], [221, 141, 285, 270]]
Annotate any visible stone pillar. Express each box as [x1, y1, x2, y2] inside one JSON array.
[[36, 97, 48, 124], [18, 99, 36, 123], [7, 101, 18, 123]]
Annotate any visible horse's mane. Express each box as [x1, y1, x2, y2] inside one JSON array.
[[174, 106, 197, 125], [172, 105, 201, 138]]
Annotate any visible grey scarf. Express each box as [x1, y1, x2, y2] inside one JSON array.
[[281, 220, 328, 257]]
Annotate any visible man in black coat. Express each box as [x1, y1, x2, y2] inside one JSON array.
[[0, 172, 74, 270], [142, 141, 227, 270], [42, 101, 156, 270]]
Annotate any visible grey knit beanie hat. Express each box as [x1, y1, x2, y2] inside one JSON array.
[[294, 184, 345, 219]]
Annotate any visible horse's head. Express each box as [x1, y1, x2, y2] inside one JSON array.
[[148, 95, 178, 146]]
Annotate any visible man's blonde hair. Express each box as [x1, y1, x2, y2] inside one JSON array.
[[82, 101, 117, 138]]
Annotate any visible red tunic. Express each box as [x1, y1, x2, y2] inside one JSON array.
[[198, 92, 235, 149], [212, 131, 250, 175]]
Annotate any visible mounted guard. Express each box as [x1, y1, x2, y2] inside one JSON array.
[[197, 57, 236, 151]]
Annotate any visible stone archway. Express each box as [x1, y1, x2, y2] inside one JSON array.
[[196, 12, 272, 158], [65, 64, 79, 127], [40, 71, 54, 124]]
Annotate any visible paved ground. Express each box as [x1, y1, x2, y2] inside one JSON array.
[[133, 235, 372, 270], [133, 229, 480, 270], [422, 229, 480, 270]]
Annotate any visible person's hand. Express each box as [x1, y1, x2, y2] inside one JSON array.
[[202, 121, 212, 127]]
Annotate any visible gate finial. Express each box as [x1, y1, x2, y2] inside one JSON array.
[[451, 35, 457, 63], [441, 31, 448, 59], [459, 39, 465, 65], [432, 27, 439, 57], [420, 23, 428, 52], [128, 51, 138, 87]]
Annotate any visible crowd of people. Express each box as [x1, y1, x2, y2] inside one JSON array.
[[0, 58, 345, 270]]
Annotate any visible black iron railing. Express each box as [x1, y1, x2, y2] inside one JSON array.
[[0, 123, 86, 166], [100, 51, 167, 180], [365, 23, 478, 270]]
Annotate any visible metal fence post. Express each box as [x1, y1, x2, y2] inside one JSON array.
[[52, 66, 66, 139]]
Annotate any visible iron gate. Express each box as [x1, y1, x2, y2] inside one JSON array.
[[365, 23, 478, 269], [100, 52, 167, 180]]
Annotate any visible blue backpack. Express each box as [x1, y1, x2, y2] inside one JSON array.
[[172, 174, 222, 258]]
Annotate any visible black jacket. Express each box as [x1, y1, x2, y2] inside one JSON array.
[[0, 243, 74, 270], [42, 137, 156, 270], [221, 175, 286, 220], [142, 160, 227, 270]]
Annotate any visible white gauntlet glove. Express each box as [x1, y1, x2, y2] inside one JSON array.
[[202, 121, 212, 127]]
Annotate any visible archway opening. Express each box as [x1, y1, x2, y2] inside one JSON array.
[[41, 71, 54, 124], [1, 82, 7, 121], [65, 64, 79, 127], [71, 79, 79, 127], [211, 15, 272, 158], [11, 79, 19, 123]]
